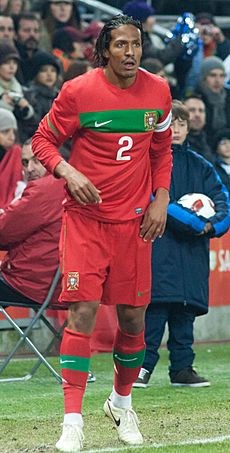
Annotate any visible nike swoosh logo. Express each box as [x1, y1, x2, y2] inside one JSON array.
[[114, 354, 137, 362], [95, 120, 112, 128], [60, 360, 75, 364], [107, 401, 121, 427]]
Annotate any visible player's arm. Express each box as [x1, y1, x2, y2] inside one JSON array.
[[140, 83, 172, 241], [32, 82, 101, 205], [54, 160, 101, 205]]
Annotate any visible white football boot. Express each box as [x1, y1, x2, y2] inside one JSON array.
[[103, 398, 143, 445], [56, 423, 84, 452]]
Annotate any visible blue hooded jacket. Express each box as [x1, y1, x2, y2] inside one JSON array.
[[151, 142, 230, 315]]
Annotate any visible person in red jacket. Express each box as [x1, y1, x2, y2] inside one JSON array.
[[0, 138, 65, 304], [32, 15, 172, 452], [0, 108, 23, 209]]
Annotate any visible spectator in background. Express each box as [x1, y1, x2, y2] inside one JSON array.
[[41, 0, 81, 52], [83, 21, 104, 65], [141, 57, 179, 98], [213, 128, 230, 194], [52, 26, 90, 73], [196, 12, 230, 61], [0, 14, 15, 42], [0, 41, 34, 115], [184, 95, 213, 162], [122, 0, 184, 65], [26, 50, 61, 131], [0, 108, 23, 208], [6, 0, 29, 18], [0, 0, 9, 13], [0, 137, 64, 305], [0, 40, 35, 141], [134, 100, 230, 389], [195, 56, 230, 146], [14, 12, 41, 85], [63, 60, 91, 82]]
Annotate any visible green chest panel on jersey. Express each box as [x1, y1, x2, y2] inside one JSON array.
[[79, 109, 164, 133]]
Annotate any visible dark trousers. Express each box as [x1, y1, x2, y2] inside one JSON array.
[[0, 275, 36, 304], [143, 303, 196, 378]]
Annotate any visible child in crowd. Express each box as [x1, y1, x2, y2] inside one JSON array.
[[26, 50, 61, 130], [0, 108, 25, 208], [213, 128, 230, 194], [134, 100, 230, 389], [0, 40, 34, 120]]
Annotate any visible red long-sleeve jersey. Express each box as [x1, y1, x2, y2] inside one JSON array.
[[32, 67, 172, 222]]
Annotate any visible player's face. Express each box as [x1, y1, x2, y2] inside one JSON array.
[[104, 24, 142, 88], [171, 117, 189, 144], [21, 144, 46, 181]]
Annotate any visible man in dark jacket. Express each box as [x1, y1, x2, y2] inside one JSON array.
[[184, 95, 214, 162], [195, 56, 230, 146], [134, 100, 230, 388]]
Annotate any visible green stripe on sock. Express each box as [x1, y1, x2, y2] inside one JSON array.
[[60, 354, 90, 372], [113, 348, 145, 368]]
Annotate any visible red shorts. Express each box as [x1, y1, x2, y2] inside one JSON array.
[[59, 211, 151, 306]]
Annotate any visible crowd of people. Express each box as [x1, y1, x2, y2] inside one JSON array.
[[0, 2, 230, 452]]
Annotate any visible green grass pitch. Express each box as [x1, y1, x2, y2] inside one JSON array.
[[0, 342, 230, 452]]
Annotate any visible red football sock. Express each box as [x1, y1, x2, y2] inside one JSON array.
[[113, 327, 145, 396], [60, 327, 91, 414]]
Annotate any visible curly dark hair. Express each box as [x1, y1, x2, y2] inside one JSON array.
[[94, 14, 143, 67]]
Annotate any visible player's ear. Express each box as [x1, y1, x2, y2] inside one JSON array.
[[104, 49, 109, 59]]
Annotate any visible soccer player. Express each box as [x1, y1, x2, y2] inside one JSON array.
[[32, 14, 172, 453]]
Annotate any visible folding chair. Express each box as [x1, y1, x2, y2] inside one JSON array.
[[0, 268, 67, 383]]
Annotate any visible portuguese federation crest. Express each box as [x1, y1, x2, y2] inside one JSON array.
[[67, 272, 79, 291], [144, 111, 158, 130]]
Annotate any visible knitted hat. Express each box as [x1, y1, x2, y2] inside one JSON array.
[[0, 108, 17, 131], [0, 41, 20, 66], [84, 21, 103, 40], [30, 50, 61, 79], [62, 26, 90, 42], [123, 0, 155, 22], [52, 27, 90, 53], [200, 56, 225, 80], [213, 127, 230, 150]]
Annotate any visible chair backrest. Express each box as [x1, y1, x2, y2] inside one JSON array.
[[0, 267, 65, 383]]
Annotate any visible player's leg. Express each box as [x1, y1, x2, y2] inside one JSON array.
[[56, 301, 100, 453], [134, 303, 169, 388], [102, 218, 152, 445], [104, 304, 147, 445], [56, 212, 108, 452]]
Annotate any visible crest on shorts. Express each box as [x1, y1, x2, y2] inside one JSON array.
[[67, 272, 79, 291], [144, 111, 158, 130]]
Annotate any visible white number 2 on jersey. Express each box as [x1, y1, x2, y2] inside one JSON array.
[[116, 136, 133, 161]]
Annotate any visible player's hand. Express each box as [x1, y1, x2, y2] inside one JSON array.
[[140, 188, 169, 242], [55, 161, 101, 205]]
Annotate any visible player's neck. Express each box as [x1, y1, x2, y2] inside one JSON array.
[[103, 67, 137, 89]]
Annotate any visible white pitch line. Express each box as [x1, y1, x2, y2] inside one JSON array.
[[83, 434, 230, 453]]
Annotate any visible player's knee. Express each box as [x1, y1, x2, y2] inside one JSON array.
[[67, 301, 99, 334], [119, 313, 144, 335]]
